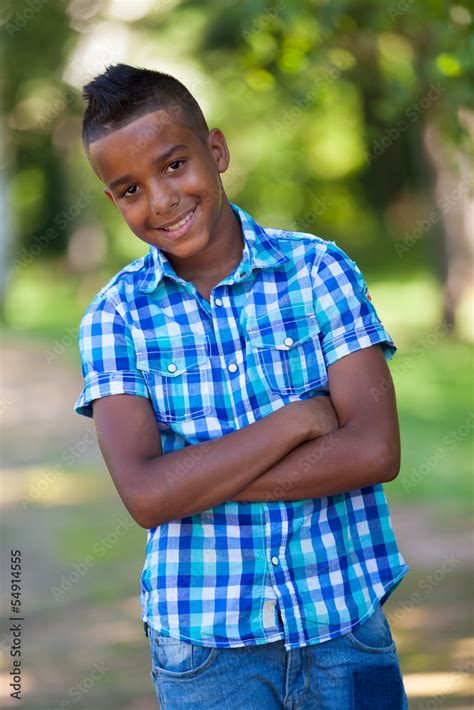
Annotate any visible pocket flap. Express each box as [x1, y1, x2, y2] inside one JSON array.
[[137, 337, 209, 377], [247, 310, 320, 350]]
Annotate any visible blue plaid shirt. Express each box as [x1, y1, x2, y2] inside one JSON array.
[[74, 202, 408, 650]]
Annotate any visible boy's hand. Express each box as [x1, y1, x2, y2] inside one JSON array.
[[291, 395, 340, 441]]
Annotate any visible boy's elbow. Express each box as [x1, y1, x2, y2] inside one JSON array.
[[134, 508, 154, 529], [120, 477, 162, 529], [371, 442, 401, 483], [132, 496, 162, 529], [132, 480, 169, 529], [120, 496, 154, 529], [133, 504, 164, 529]]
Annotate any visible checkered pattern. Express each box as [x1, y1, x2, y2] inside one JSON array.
[[74, 202, 408, 650]]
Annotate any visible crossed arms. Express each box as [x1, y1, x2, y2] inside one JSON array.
[[92, 344, 400, 528]]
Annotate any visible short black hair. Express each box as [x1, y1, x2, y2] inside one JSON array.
[[81, 63, 209, 153]]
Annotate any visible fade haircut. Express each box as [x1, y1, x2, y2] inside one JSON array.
[[81, 63, 209, 154]]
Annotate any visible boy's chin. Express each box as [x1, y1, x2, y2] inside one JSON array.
[[157, 230, 211, 257]]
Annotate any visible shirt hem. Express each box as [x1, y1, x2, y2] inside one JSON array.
[[282, 563, 409, 651], [141, 564, 409, 650]]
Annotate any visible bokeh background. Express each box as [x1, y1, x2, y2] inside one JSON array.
[[1, 1, 473, 708]]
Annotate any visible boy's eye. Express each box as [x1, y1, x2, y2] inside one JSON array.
[[166, 159, 185, 173], [121, 185, 139, 198]]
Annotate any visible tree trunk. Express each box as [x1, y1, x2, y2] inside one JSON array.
[[422, 110, 474, 333], [0, 119, 14, 324]]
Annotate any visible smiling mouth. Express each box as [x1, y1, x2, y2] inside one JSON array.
[[156, 205, 197, 232]]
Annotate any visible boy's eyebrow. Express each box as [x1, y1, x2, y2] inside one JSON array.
[[108, 143, 189, 191]]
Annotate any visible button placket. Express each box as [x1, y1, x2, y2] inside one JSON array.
[[265, 511, 291, 637]]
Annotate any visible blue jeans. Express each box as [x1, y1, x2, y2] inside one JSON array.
[[146, 604, 408, 709]]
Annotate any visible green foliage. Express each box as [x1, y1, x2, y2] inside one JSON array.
[[3, 0, 472, 269]]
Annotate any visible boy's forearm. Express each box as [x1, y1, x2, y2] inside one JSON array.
[[229, 421, 399, 503], [138, 403, 309, 527]]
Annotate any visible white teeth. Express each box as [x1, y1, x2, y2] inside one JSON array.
[[163, 208, 195, 232]]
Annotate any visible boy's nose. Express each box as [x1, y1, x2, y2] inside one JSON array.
[[149, 183, 179, 215]]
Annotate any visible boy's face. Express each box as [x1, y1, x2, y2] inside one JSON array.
[[88, 109, 230, 262]]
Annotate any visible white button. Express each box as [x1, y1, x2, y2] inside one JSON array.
[[271, 556, 279, 566], [214, 298, 223, 307], [228, 363, 238, 373], [167, 363, 177, 373], [283, 337, 294, 347]]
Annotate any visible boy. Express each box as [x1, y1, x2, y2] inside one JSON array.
[[74, 63, 409, 709]]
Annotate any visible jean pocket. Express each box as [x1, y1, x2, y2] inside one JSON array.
[[136, 334, 212, 423], [346, 605, 396, 654], [246, 310, 328, 396], [149, 630, 217, 679]]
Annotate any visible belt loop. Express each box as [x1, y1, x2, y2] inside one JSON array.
[[144, 621, 149, 638]]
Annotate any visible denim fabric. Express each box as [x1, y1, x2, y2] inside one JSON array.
[[146, 603, 408, 709]]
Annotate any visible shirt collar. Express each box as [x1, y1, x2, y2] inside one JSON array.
[[138, 201, 287, 293]]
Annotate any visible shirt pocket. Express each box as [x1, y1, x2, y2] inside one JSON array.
[[136, 335, 212, 423], [246, 310, 328, 396]]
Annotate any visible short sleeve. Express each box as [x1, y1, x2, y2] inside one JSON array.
[[312, 242, 397, 368], [73, 295, 149, 418]]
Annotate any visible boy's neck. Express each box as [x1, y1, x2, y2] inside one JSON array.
[[165, 200, 244, 285]]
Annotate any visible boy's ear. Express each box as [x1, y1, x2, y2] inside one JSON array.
[[206, 128, 230, 174]]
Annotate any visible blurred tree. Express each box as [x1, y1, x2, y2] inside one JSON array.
[[191, 0, 473, 329], [2, 0, 472, 333], [1, 0, 79, 321]]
